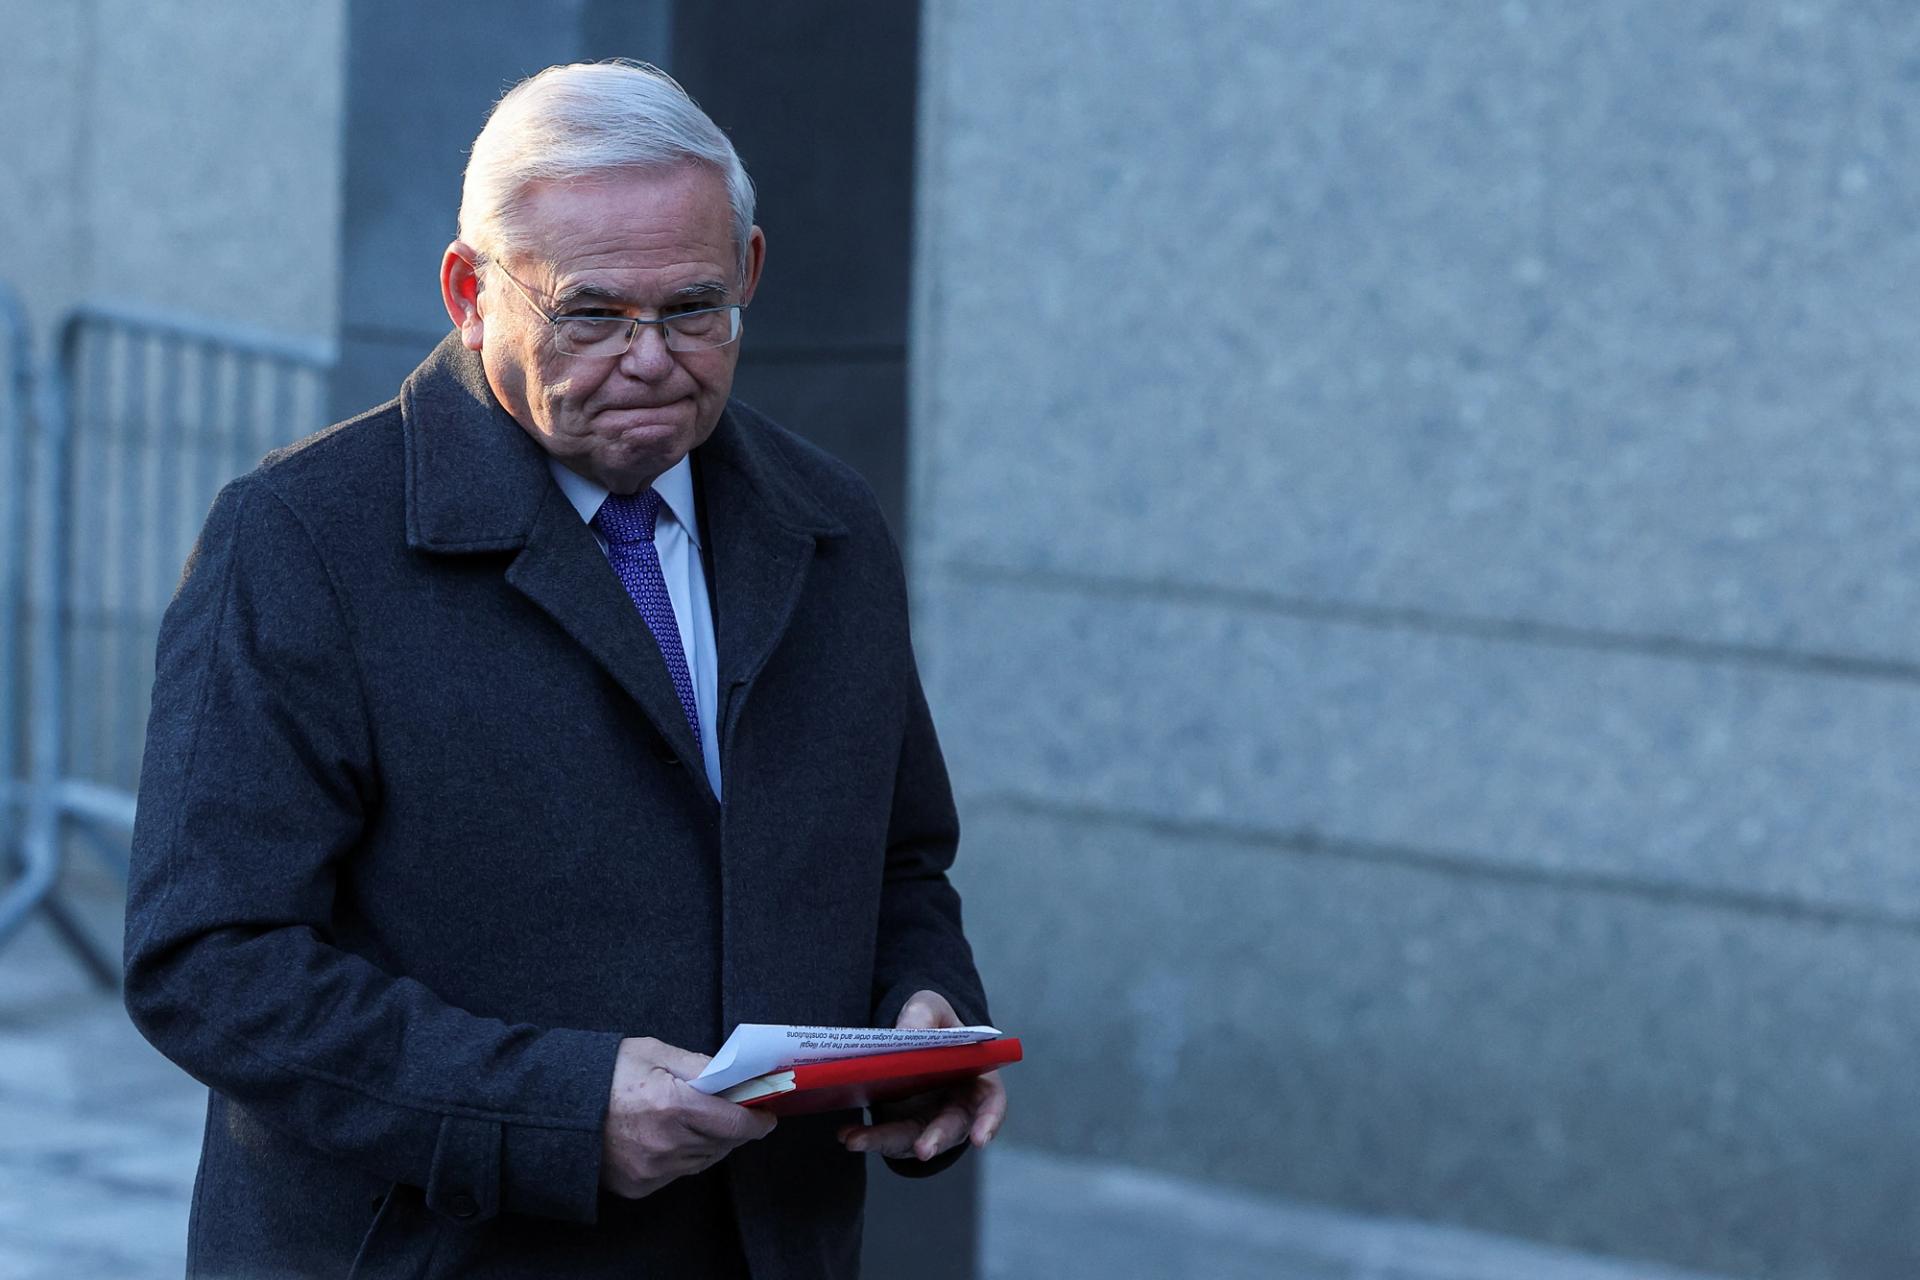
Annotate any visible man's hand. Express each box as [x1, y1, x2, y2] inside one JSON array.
[[835, 991, 1008, 1163], [601, 1036, 777, 1199]]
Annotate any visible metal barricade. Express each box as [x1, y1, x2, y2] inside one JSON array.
[[0, 284, 32, 961], [0, 302, 334, 984]]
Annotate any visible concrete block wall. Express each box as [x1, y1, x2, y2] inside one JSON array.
[[0, 0, 348, 806], [0, 0, 347, 347], [910, 4, 1920, 1278]]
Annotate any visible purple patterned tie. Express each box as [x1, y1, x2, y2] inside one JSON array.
[[593, 488, 702, 749]]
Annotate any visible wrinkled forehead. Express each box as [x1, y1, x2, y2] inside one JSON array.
[[507, 165, 740, 284]]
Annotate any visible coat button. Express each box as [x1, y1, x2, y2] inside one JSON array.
[[447, 1192, 478, 1219], [654, 737, 679, 766]]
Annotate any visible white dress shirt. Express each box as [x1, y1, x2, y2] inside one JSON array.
[[548, 456, 722, 799]]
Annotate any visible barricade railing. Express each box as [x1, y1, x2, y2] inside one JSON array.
[[0, 283, 33, 962], [0, 300, 335, 984]]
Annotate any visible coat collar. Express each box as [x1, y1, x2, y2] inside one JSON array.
[[400, 334, 846, 553], [397, 334, 847, 801]]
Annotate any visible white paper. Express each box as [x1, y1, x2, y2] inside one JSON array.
[[690, 1023, 1002, 1095]]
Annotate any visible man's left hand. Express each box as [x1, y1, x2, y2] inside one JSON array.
[[835, 990, 1008, 1162]]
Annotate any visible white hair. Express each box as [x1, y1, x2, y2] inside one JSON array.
[[458, 60, 756, 277]]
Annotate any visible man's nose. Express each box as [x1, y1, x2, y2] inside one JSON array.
[[618, 321, 678, 378]]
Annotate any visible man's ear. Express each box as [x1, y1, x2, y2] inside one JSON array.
[[441, 241, 486, 350], [737, 226, 767, 307]]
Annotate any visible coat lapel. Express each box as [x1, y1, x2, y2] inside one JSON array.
[[400, 336, 712, 802], [695, 405, 847, 746], [400, 338, 852, 800], [504, 486, 712, 795]]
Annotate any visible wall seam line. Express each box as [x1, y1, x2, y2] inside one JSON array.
[[936, 560, 1920, 687], [965, 790, 1920, 936]]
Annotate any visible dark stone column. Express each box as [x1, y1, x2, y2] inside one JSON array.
[[332, 0, 916, 535], [670, 13, 974, 1274], [666, 2, 921, 542], [662, 14, 976, 1274], [329, 0, 672, 422]]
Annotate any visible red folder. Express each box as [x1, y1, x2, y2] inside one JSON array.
[[718, 1038, 1023, 1117]]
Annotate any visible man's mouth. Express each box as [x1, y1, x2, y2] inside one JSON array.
[[599, 398, 687, 415]]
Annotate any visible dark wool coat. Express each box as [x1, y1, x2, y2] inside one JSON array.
[[123, 336, 989, 1279]]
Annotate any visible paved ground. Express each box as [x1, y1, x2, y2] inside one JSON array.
[[979, 1150, 1731, 1280], [1, 893, 1735, 1280], [0, 904, 203, 1279]]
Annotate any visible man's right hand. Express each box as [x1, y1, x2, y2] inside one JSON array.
[[600, 1036, 778, 1199]]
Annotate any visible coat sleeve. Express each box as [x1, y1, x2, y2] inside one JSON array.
[[123, 477, 623, 1226], [868, 659, 991, 1037], [860, 519, 996, 1180], [866, 514, 990, 1037]]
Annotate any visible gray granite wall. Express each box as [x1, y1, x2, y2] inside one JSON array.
[[0, 0, 348, 827], [910, 4, 1920, 1278], [0, 0, 346, 345]]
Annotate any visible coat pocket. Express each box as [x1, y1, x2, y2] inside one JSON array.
[[348, 1183, 446, 1280]]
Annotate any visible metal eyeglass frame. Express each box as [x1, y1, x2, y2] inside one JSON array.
[[473, 256, 745, 357]]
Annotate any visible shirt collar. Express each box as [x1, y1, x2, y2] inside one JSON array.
[[547, 454, 702, 550]]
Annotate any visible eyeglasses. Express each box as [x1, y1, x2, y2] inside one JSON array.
[[478, 257, 745, 358]]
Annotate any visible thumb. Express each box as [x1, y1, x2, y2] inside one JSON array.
[[896, 990, 958, 1030], [735, 1104, 779, 1140], [648, 1042, 713, 1082], [686, 1091, 780, 1141]]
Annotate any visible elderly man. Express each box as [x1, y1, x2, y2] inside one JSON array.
[[124, 61, 1002, 1278]]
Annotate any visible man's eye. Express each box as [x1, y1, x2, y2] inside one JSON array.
[[558, 315, 626, 329], [556, 317, 628, 343]]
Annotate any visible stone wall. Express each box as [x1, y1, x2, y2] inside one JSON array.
[[910, 5, 1920, 1277], [0, 0, 346, 345]]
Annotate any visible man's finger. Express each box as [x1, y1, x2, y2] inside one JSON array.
[[968, 1072, 1007, 1145], [840, 1094, 972, 1161], [839, 1118, 927, 1159], [911, 1098, 973, 1161]]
